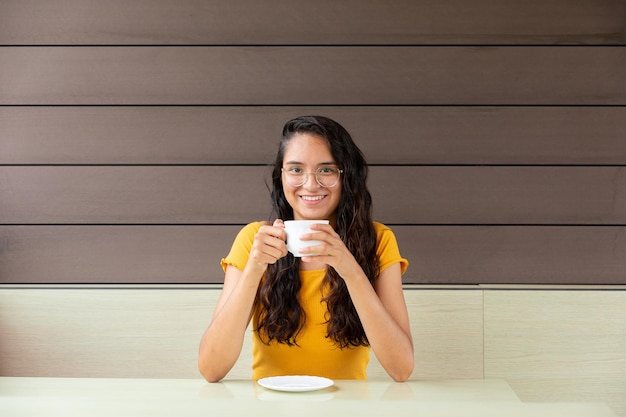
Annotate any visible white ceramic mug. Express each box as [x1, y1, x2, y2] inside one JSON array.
[[284, 220, 329, 257]]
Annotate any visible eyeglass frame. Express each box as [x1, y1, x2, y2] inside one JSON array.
[[281, 166, 344, 188]]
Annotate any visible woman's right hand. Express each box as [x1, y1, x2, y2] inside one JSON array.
[[245, 219, 288, 275]]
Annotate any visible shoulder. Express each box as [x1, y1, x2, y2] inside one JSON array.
[[372, 221, 398, 247], [372, 221, 409, 274], [372, 221, 395, 240], [232, 221, 263, 240], [231, 221, 265, 247], [220, 222, 264, 272], [240, 221, 263, 236], [373, 221, 390, 232]]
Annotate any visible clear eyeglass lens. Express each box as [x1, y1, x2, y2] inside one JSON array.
[[283, 168, 341, 187]]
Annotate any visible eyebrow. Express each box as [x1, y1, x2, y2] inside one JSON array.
[[284, 161, 338, 166]]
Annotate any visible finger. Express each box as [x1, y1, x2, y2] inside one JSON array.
[[251, 240, 287, 264], [300, 253, 333, 264], [298, 242, 330, 257], [300, 231, 337, 245], [262, 246, 287, 264], [309, 222, 334, 232], [258, 228, 288, 255], [309, 223, 340, 239], [259, 224, 287, 242], [270, 219, 287, 240]]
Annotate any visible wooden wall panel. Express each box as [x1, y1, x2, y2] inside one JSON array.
[[0, 166, 275, 224], [484, 290, 626, 416], [371, 167, 626, 225], [0, 287, 483, 380], [2, 166, 624, 225], [0, 226, 236, 284], [1, 1, 624, 288], [2, 226, 624, 284], [0, 166, 266, 224], [396, 226, 626, 285], [1, 0, 624, 45], [368, 289, 484, 380], [3, 286, 624, 410], [1, 47, 624, 105], [2, 106, 625, 165], [0, 287, 218, 378]]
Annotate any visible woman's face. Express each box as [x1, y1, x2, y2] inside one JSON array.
[[281, 132, 342, 221]]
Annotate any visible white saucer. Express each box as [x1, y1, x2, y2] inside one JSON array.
[[257, 375, 334, 392]]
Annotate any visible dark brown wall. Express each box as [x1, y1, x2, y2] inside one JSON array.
[[1, 0, 625, 284]]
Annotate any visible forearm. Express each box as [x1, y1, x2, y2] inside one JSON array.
[[198, 269, 261, 382], [344, 270, 414, 382]]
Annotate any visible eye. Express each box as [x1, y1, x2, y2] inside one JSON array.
[[317, 167, 337, 175], [286, 166, 303, 174]]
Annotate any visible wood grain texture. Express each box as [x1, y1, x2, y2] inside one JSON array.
[[2, 106, 625, 165], [1, 47, 624, 105], [484, 290, 626, 416], [1, 166, 624, 224], [1, 226, 625, 284], [0, 286, 483, 380], [1, 0, 624, 45], [0, 287, 222, 378], [368, 289, 483, 379]]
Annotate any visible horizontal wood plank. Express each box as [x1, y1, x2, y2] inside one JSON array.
[[2, 106, 625, 165], [1, 47, 624, 105], [1, 226, 624, 284], [1, 166, 625, 224], [1, 0, 624, 45]]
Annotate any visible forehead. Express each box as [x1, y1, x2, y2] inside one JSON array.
[[283, 133, 336, 164]]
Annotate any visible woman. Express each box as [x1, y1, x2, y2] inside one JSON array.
[[198, 116, 413, 382]]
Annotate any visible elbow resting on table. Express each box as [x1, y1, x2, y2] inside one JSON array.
[[198, 357, 226, 383], [388, 357, 414, 382], [199, 371, 223, 384]]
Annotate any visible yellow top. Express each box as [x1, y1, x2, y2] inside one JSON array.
[[221, 222, 408, 380]]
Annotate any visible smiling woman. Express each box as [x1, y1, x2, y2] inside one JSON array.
[[1, 0, 625, 413], [198, 116, 413, 383]]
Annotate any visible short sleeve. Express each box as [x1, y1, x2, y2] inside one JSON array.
[[374, 222, 409, 275], [220, 222, 262, 272]]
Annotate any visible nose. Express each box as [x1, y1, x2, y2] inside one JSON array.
[[303, 172, 321, 189]]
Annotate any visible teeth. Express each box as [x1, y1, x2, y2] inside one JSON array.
[[302, 195, 325, 201]]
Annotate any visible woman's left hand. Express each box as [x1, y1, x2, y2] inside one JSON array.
[[298, 223, 363, 281]]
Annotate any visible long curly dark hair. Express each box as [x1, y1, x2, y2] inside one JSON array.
[[255, 115, 380, 348]]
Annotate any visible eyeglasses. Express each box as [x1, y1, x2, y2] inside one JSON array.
[[282, 166, 343, 188]]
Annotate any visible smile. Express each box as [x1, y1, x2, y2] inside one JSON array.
[[300, 195, 326, 201]]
